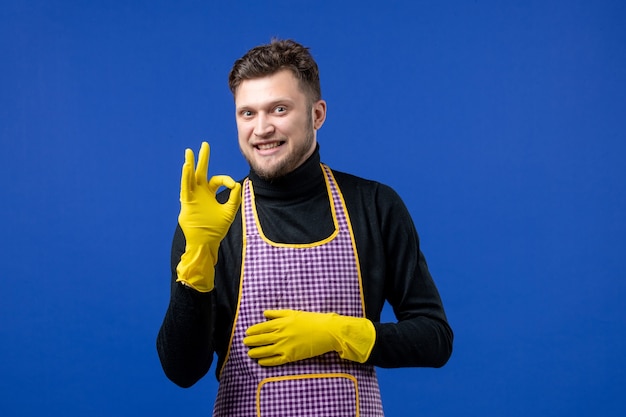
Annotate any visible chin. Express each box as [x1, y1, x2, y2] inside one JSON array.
[[253, 167, 283, 181], [251, 161, 291, 181]]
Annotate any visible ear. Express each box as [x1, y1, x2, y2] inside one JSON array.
[[312, 100, 327, 130]]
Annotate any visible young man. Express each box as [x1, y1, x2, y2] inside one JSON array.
[[157, 39, 452, 416]]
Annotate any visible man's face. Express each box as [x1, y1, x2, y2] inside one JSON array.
[[235, 69, 326, 181]]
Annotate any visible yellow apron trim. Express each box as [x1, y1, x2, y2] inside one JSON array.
[[256, 373, 360, 417], [323, 166, 368, 317], [218, 187, 248, 380], [248, 165, 340, 248]]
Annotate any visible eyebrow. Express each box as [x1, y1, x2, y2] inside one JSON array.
[[236, 97, 295, 112]]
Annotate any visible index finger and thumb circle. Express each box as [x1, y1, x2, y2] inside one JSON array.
[[208, 176, 242, 209]]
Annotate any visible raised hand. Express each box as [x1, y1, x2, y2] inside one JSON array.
[[176, 142, 242, 292]]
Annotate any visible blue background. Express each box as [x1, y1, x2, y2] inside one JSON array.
[[1, 1, 625, 416]]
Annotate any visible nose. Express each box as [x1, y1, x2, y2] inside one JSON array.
[[253, 113, 275, 137]]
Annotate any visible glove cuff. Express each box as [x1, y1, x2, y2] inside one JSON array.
[[175, 243, 217, 292], [332, 315, 376, 363]]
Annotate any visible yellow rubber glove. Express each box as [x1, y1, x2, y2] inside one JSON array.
[[176, 142, 241, 292], [243, 310, 376, 366]]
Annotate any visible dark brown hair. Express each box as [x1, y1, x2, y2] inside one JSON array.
[[228, 39, 321, 102]]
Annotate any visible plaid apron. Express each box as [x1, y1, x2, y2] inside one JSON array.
[[213, 164, 384, 417]]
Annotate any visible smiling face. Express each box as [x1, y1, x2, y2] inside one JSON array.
[[235, 69, 326, 181]]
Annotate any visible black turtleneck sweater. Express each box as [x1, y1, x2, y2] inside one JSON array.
[[157, 148, 453, 388]]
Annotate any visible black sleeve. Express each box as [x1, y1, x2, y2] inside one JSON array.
[[367, 184, 453, 368], [368, 246, 453, 368], [156, 224, 215, 388], [332, 173, 453, 369]]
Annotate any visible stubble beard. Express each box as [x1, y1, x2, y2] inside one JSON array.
[[244, 127, 315, 182], [243, 110, 316, 182]]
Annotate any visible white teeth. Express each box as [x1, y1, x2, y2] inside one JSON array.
[[257, 142, 281, 150]]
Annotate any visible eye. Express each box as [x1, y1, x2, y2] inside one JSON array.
[[240, 110, 253, 118], [274, 106, 287, 113]]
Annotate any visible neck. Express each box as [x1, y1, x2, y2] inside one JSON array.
[[248, 145, 323, 200]]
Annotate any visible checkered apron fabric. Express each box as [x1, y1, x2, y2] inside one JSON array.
[[212, 164, 384, 417]]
